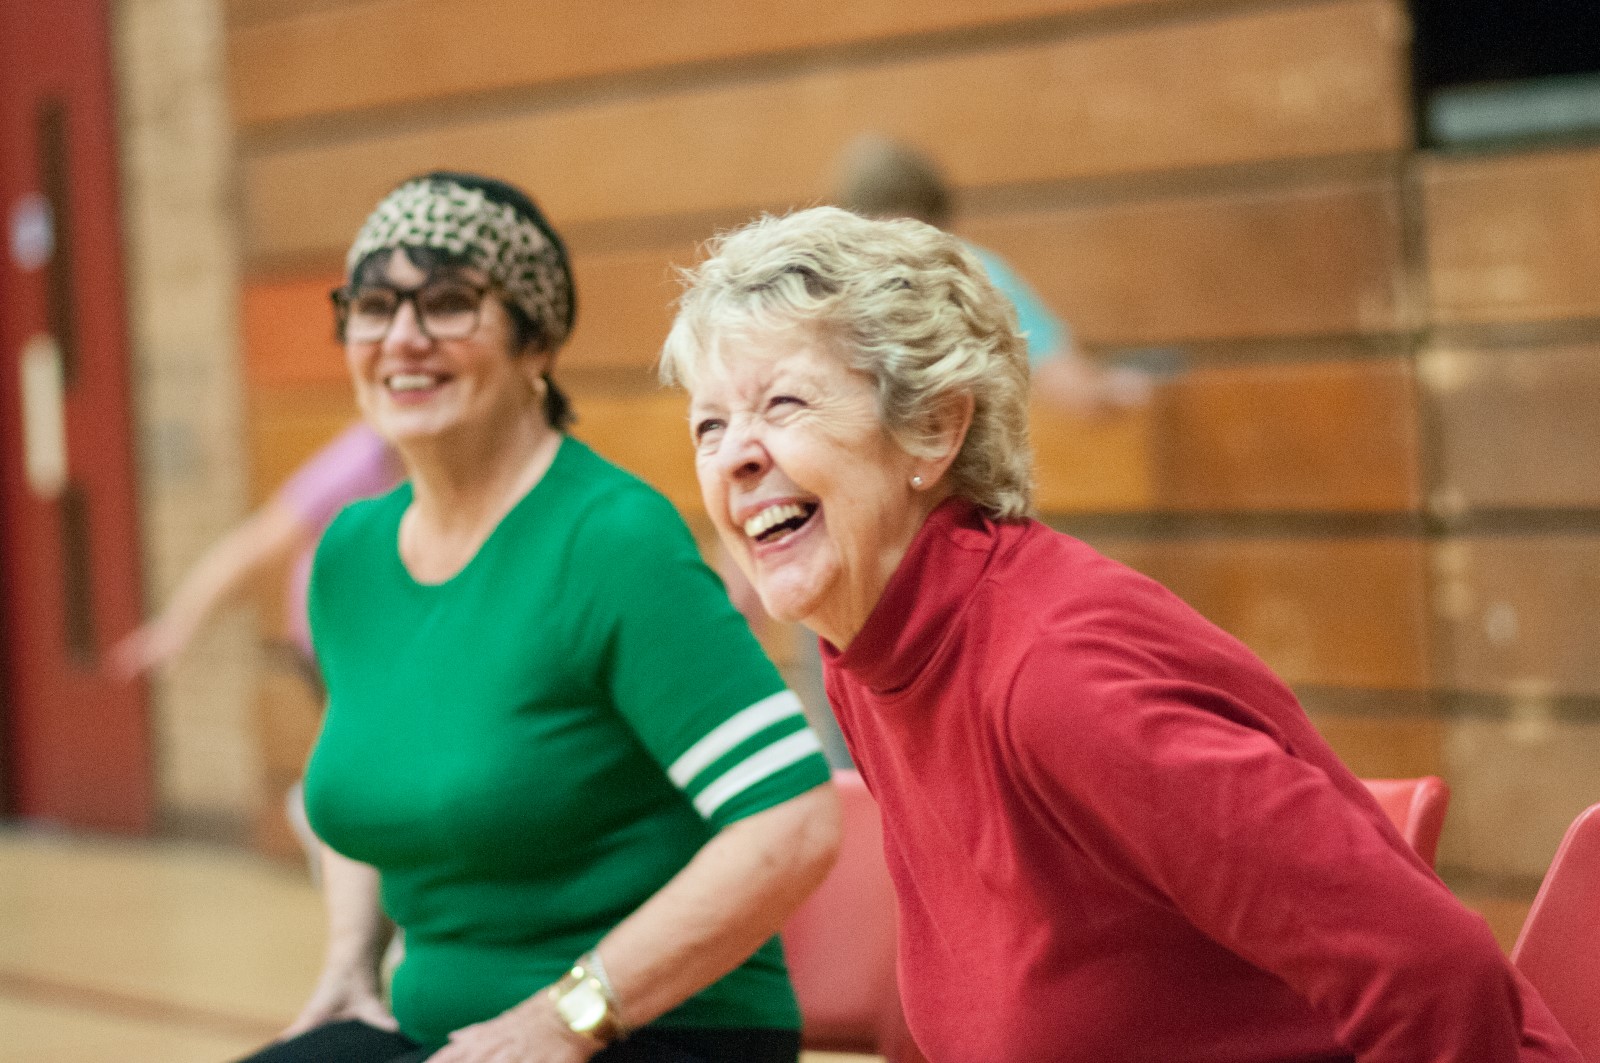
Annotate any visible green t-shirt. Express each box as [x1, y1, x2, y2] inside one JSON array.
[[305, 437, 831, 1048]]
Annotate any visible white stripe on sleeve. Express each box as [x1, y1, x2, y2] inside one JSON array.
[[691, 729, 825, 819], [667, 689, 804, 789]]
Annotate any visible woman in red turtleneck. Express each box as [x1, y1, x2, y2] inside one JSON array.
[[660, 205, 1581, 1063]]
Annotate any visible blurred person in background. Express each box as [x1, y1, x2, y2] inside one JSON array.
[[111, 422, 398, 692], [832, 133, 1149, 415], [234, 172, 838, 1063], [660, 206, 1580, 1063]]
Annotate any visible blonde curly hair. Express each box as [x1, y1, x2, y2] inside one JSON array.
[[661, 206, 1033, 520]]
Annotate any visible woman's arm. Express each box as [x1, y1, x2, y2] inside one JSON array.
[[432, 782, 840, 1063], [281, 843, 399, 1038], [598, 781, 840, 1024], [110, 500, 311, 677], [1007, 646, 1528, 1063]]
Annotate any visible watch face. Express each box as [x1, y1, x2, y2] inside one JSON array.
[[556, 978, 609, 1033]]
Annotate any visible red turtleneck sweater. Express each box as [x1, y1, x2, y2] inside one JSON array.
[[822, 499, 1578, 1063]]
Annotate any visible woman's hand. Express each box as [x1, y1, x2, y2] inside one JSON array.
[[428, 989, 600, 1063], [280, 966, 397, 1039]]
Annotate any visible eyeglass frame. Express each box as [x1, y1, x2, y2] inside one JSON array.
[[329, 278, 496, 343]]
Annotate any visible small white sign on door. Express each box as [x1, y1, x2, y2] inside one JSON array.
[[20, 333, 68, 499]]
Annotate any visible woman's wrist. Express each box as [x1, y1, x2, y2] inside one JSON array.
[[547, 951, 629, 1045]]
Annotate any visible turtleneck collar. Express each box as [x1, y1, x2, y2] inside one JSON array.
[[822, 496, 1000, 695]]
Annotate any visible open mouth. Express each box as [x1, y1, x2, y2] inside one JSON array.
[[744, 502, 818, 545], [386, 372, 448, 393]]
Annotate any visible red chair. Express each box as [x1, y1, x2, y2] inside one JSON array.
[[782, 769, 926, 1063], [1513, 803, 1600, 1061], [1361, 776, 1450, 867]]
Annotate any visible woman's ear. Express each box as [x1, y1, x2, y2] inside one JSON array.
[[914, 391, 975, 485], [517, 348, 554, 388]]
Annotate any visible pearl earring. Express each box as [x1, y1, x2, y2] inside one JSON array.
[[910, 475, 924, 489]]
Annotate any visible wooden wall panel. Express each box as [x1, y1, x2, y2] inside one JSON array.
[[1442, 716, 1600, 881], [245, 385, 360, 503], [565, 244, 694, 371], [1423, 344, 1600, 512], [1422, 146, 1600, 326], [1102, 536, 1431, 688], [242, 0, 1410, 266], [1030, 398, 1155, 513], [242, 273, 344, 389], [226, 0, 359, 28], [966, 178, 1409, 345], [568, 388, 701, 514], [1434, 536, 1600, 697], [229, 0, 1186, 129], [1152, 356, 1421, 513], [1308, 712, 1445, 780]]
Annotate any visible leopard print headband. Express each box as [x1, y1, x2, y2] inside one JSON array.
[[346, 175, 573, 349]]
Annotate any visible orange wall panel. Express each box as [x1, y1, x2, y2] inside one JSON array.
[[241, 273, 345, 389], [1152, 356, 1421, 513]]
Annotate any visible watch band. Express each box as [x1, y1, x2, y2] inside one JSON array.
[[580, 949, 619, 1006]]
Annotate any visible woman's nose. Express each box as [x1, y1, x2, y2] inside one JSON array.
[[717, 424, 770, 481], [382, 299, 429, 349]]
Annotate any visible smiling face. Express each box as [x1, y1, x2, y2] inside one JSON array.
[[689, 325, 941, 648], [344, 249, 546, 450]]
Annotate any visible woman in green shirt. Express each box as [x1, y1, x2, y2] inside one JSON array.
[[235, 173, 839, 1063]]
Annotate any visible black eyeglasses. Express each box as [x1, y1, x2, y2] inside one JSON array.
[[330, 279, 492, 342]]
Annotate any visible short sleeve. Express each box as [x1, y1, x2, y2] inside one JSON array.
[[970, 245, 1067, 366], [275, 422, 400, 529], [1003, 633, 1526, 1063], [581, 485, 831, 830]]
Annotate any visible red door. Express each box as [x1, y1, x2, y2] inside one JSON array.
[[0, 0, 152, 830]]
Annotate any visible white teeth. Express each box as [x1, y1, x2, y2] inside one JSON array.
[[743, 502, 813, 541], [388, 373, 440, 392]]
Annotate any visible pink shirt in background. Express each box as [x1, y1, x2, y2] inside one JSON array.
[[277, 423, 401, 655]]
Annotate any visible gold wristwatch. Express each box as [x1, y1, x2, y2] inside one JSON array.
[[549, 955, 626, 1045]]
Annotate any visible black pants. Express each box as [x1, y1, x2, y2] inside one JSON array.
[[233, 1019, 800, 1062]]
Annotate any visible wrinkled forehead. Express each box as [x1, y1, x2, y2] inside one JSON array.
[[684, 320, 862, 411], [681, 316, 813, 395]]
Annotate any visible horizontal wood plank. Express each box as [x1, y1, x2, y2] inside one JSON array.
[[1434, 535, 1600, 697], [1307, 711, 1446, 780], [241, 273, 344, 389], [1100, 536, 1431, 688], [568, 388, 702, 514], [245, 386, 361, 503], [1151, 355, 1421, 512], [1422, 343, 1600, 512], [1030, 395, 1156, 514], [226, 0, 360, 29], [242, 0, 1411, 265], [1442, 715, 1600, 881], [229, 0, 1185, 128], [1422, 146, 1600, 326], [965, 177, 1410, 346], [565, 244, 695, 372]]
